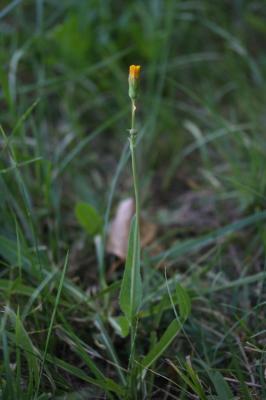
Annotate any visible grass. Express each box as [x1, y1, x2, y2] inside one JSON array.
[[1, 0, 266, 398]]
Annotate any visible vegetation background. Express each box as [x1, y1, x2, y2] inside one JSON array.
[[1, 0, 266, 399]]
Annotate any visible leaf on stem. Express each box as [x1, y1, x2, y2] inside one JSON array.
[[140, 320, 181, 373], [119, 215, 142, 322]]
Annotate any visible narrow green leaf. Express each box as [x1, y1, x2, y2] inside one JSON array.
[[75, 202, 103, 235], [176, 283, 191, 321], [22, 271, 57, 319], [2, 331, 15, 399], [0, 278, 34, 296], [35, 252, 69, 398], [14, 309, 40, 387], [55, 322, 108, 387], [167, 359, 208, 400], [0, 235, 31, 269], [208, 371, 234, 400], [140, 283, 192, 321], [109, 315, 130, 338], [185, 359, 208, 400], [153, 210, 266, 262], [95, 317, 126, 386], [45, 355, 125, 397], [11, 98, 40, 136], [140, 319, 181, 372], [119, 215, 142, 322]]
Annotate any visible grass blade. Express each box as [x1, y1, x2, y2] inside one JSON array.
[[140, 319, 181, 373], [45, 354, 125, 397], [13, 308, 40, 396], [208, 371, 234, 400], [153, 210, 266, 262], [2, 331, 15, 399], [167, 359, 208, 400], [35, 251, 69, 398], [95, 316, 126, 386]]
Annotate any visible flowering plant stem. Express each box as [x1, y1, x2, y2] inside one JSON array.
[[129, 98, 140, 388], [130, 99, 140, 228], [119, 65, 142, 397]]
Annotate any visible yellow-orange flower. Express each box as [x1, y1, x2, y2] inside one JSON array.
[[129, 65, 141, 80], [128, 65, 141, 99]]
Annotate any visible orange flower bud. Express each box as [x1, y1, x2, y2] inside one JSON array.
[[128, 65, 141, 100], [129, 65, 141, 80]]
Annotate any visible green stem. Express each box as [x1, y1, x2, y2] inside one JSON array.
[[130, 99, 140, 227], [128, 98, 140, 399]]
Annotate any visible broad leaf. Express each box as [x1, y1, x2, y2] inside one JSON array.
[[75, 202, 103, 236]]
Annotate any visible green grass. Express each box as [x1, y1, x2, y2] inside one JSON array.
[[1, 0, 266, 398]]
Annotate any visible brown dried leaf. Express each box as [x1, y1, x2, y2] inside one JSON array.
[[140, 220, 157, 247], [107, 198, 158, 261], [106, 197, 158, 261], [106, 198, 135, 260]]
